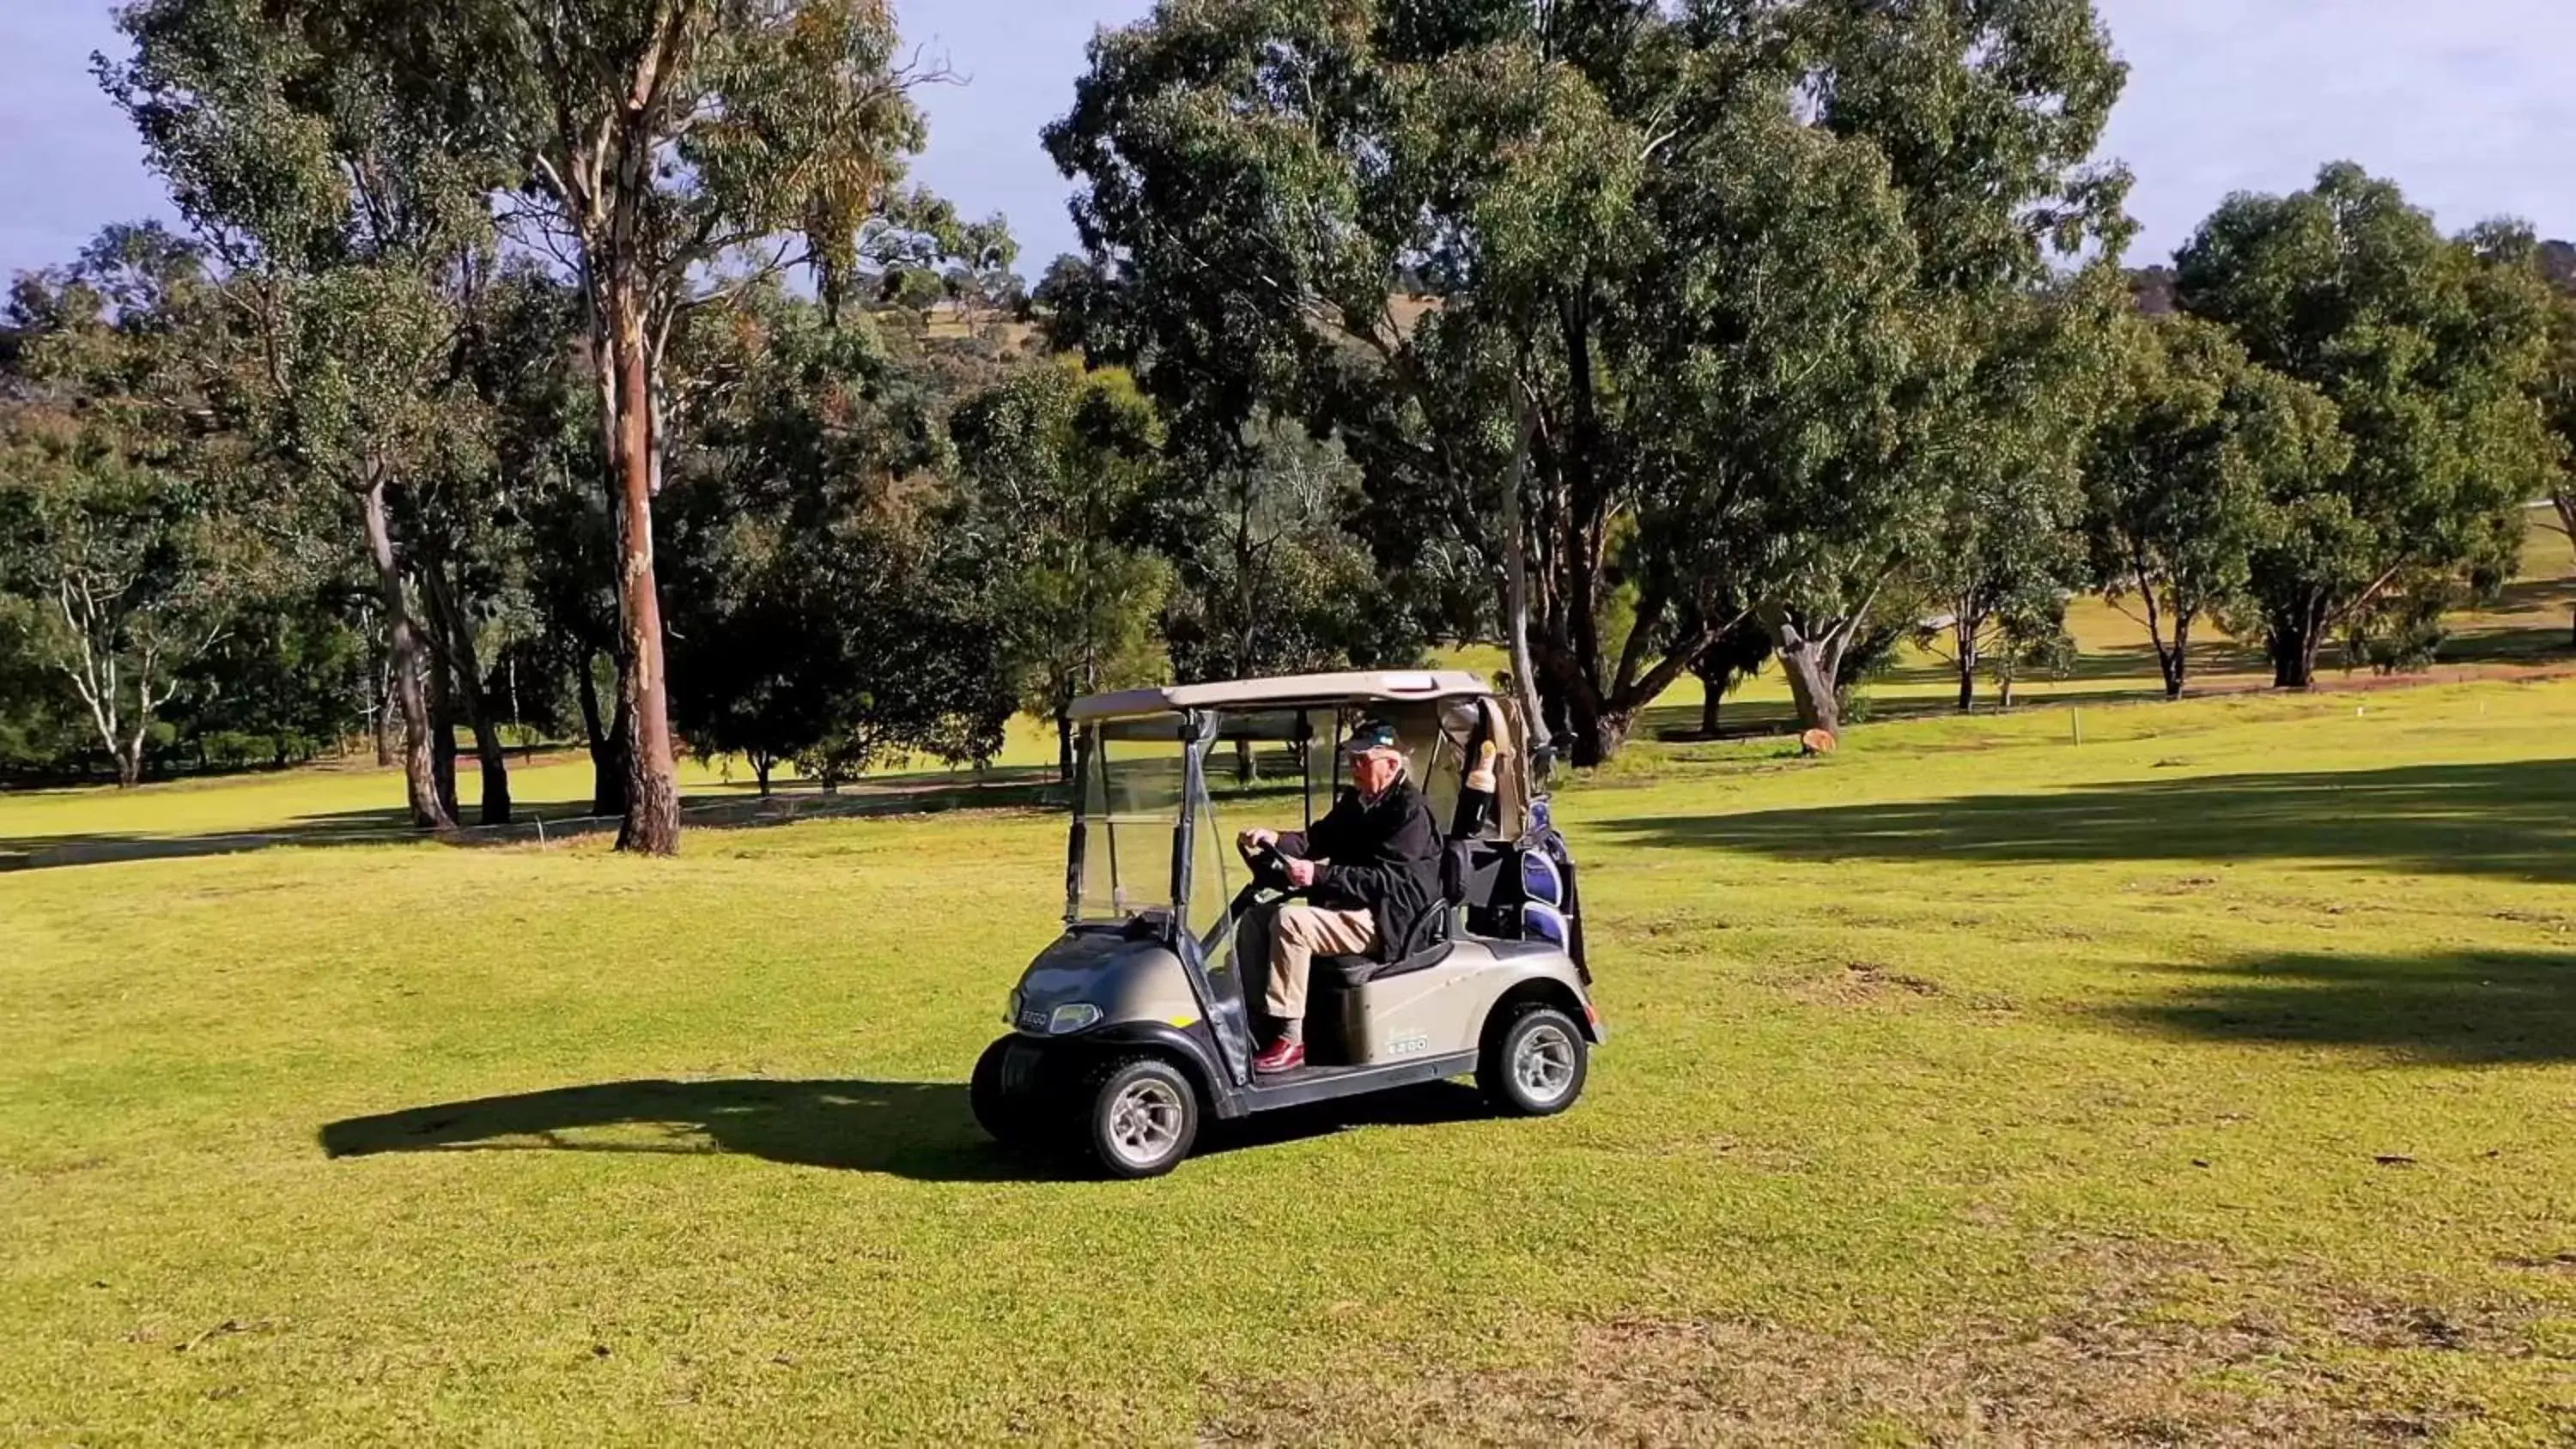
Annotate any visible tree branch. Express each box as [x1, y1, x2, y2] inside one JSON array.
[[2322, 561, 2410, 633]]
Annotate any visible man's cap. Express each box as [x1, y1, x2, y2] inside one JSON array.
[[1342, 717, 1405, 756]]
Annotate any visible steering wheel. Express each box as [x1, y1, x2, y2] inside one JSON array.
[[1239, 841, 1302, 895]]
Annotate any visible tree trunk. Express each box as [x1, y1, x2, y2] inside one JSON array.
[[1774, 640, 1842, 736], [1541, 680, 1574, 754], [1501, 389, 1552, 762], [1759, 608, 1844, 736], [1698, 675, 1722, 737], [1953, 611, 1978, 714], [127, 699, 152, 787], [2558, 493, 2575, 648], [1556, 661, 1612, 768], [423, 561, 511, 826], [574, 652, 629, 818], [426, 645, 461, 826], [2269, 600, 2325, 688], [59, 603, 137, 787], [373, 660, 398, 767], [361, 473, 453, 830], [1054, 705, 1075, 785], [465, 701, 510, 825], [604, 285, 680, 855], [2160, 615, 2191, 699], [751, 754, 773, 797], [1997, 660, 2018, 711], [1589, 707, 1636, 762]]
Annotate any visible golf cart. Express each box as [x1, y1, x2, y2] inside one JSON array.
[[970, 670, 1603, 1178]]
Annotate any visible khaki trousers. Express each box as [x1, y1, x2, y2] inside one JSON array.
[[1267, 905, 1377, 1020]]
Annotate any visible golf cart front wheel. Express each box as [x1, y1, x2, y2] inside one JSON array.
[[1085, 1056, 1200, 1179], [970, 1037, 1042, 1146], [1479, 1005, 1588, 1117]]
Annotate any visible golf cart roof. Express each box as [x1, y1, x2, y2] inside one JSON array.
[[1068, 669, 1494, 723]]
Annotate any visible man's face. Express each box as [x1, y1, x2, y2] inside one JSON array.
[[1351, 748, 1404, 797]]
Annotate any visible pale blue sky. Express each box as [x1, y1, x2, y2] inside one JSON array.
[[3, 0, 2568, 281]]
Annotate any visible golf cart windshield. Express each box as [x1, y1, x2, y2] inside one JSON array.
[[1070, 718, 1193, 925], [1066, 696, 1525, 935], [1069, 708, 1354, 932]]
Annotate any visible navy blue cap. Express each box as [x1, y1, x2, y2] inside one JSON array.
[[1342, 718, 1404, 755]]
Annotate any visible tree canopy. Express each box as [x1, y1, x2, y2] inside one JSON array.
[[7, 0, 2573, 803], [1043, 0, 2134, 756], [2176, 164, 2558, 686]]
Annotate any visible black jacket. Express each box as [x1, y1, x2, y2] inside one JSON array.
[[1279, 777, 1445, 963]]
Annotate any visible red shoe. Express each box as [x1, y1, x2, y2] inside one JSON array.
[[1253, 1037, 1306, 1074]]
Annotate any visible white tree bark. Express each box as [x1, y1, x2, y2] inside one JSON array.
[[1503, 385, 1550, 764]]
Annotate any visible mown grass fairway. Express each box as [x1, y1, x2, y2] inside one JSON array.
[[7, 680, 2576, 1444]]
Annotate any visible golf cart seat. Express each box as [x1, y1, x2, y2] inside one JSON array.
[[1315, 940, 1455, 989]]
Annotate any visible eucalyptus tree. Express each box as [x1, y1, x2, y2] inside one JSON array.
[[0, 236, 258, 786], [246, 0, 944, 851], [405, 258, 588, 824], [1684, 615, 1771, 739], [2520, 239, 2576, 645], [658, 286, 1010, 796], [2552, 307, 2576, 600], [104, 0, 498, 827], [1628, 2, 2131, 737], [951, 356, 1170, 780], [1154, 413, 1413, 692], [2081, 312, 2346, 698], [1911, 280, 2123, 712], [2176, 166, 2558, 687], [1047, 0, 2132, 758]]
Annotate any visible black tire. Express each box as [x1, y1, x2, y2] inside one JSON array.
[[1477, 1004, 1589, 1117], [1084, 1055, 1200, 1179], [969, 1037, 1038, 1147]]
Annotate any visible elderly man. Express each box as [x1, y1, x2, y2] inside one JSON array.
[[1236, 717, 1445, 1073]]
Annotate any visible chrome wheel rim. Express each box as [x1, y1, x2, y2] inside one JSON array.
[[1106, 1078, 1186, 1167], [1512, 1022, 1577, 1102]]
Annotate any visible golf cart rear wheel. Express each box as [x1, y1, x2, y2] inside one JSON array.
[[1479, 1004, 1588, 1117], [970, 1037, 1040, 1146], [1084, 1056, 1200, 1179]]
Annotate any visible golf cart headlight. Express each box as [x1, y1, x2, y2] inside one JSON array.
[[1047, 1003, 1103, 1034], [1003, 989, 1022, 1026]]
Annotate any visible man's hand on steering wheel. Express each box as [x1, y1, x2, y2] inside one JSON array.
[[1235, 829, 1317, 894]]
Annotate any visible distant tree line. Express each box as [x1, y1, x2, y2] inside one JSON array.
[[4, 0, 2575, 846]]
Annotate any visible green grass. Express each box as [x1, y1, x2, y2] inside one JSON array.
[[7, 674, 2576, 1443]]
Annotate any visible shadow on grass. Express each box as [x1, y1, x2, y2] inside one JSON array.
[[2106, 949, 2576, 1064], [321, 1078, 1030, 1182], [319, 1076, 1498, 1180], [1200, 1079, 1501, 1154], [1596, 758, 2576, 884], [0, 773, 1060, 874]]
